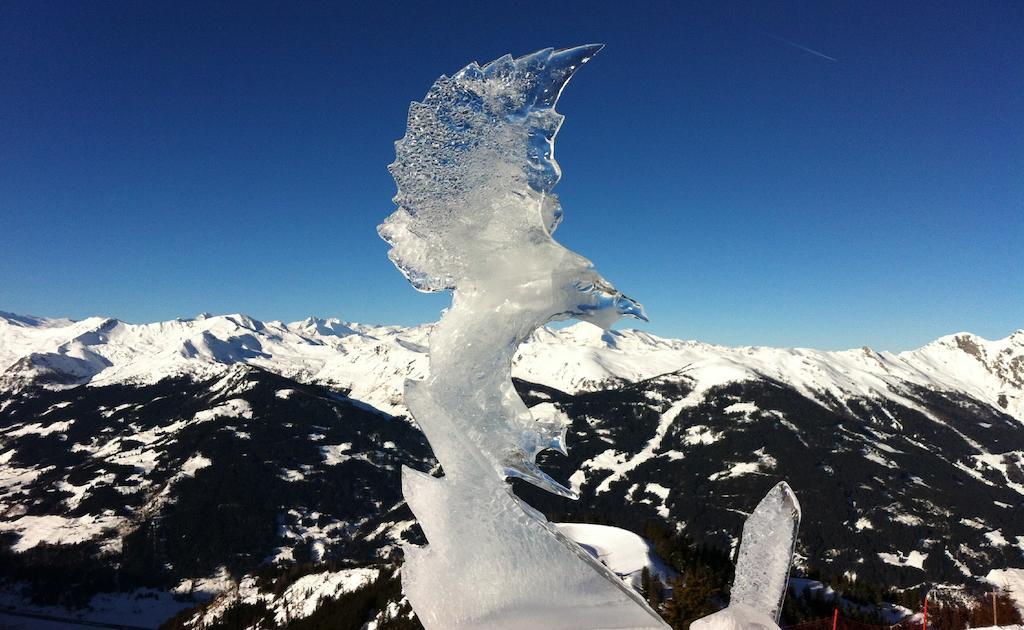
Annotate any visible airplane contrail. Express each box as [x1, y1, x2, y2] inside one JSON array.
[[765, 32, 838, 62]]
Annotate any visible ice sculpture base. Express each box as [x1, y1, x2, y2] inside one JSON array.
[[690, 604, 780, 630], [402, 467, 667, 630]]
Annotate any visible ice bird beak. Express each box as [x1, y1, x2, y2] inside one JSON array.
[[616, 294, 648, 322], [531, 44, 605, 108]]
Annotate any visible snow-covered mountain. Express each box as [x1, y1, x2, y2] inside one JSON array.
[[1, 311, 1023, 626], [2, 311, 1022, 423]]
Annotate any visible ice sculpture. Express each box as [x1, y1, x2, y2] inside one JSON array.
[[379, 45, 667, 629], [691, 482, 802, 630]]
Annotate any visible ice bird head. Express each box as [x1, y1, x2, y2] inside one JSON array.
[[381, 44, 644, 333]]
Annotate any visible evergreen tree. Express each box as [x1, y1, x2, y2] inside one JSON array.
[[968, 589, 1023, 628], [661, 568, 721, 629]]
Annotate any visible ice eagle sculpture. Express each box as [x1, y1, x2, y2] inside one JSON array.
[[379, 45, 800, 629]]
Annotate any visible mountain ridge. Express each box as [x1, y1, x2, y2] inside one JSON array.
[[3, 311, 1021, 422], [1, 310, 1023, 626]]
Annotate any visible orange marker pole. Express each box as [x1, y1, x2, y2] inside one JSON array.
[[922, 595, 928, 630]]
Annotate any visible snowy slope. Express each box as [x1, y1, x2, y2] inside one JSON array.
[[2, 310, 1023, 626], [0, 312, 428, 414]]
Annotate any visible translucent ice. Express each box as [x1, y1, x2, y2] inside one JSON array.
[[691, 482, 801, 630], [690, 604, 781, 630], [731, 482, 802, 620], [380, 46, 665, 629]]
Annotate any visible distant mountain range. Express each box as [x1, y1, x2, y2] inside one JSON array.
[[1, 311, 1022, 626], [3, 311, 1022, 419]]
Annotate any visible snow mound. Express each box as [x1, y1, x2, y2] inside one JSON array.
[[555, 522, 675, 588]]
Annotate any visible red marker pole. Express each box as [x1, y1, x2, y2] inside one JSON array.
[[832, 607, 838, 630], [922, 595, 928, 630]]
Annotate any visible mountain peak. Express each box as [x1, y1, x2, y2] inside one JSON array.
[[289, 316, 357, 339], [0, 311, 74, 328]]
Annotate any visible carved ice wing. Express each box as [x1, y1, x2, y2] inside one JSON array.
[[379, 45, 603, 292], [730, 481, 802, 622]]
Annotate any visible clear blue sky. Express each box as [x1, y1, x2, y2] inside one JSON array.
[[1, 1, 1021, 350]]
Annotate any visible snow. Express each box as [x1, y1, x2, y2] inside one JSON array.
[[684, 424, 724, 445], [365, 600, 410, 630], [710, 461, 760, 481], [974, 452, 1024, 496], [0, 513, 122, 552], [273, 509, 349, 563], [646, 483, 670, 500], [987, 530, 1011, 546], [986, 569, 1024, 618], [0, 588, 198, 629], [691, 603, 779, 630], [593, 382, 724, 494], [100, 403, 135, 418], [641, 483, 672, 518], [57, 472, 115, 510], [0, 464, 50, 498], [863, 449, 899, 469], [103, 442, 162, 473], [320, 443, 353, 465], [555, 522, 675, 587], [709, 449, 776, 482], [270, 568, 378, 625], [790, 578, 838, 600], [891, 512, 924, 526], [172, 566, 235, 598], [181, 454, 212, 477], [877, 550, 928, 570], [724, 402, 759, 415], [194, 398, 252, 422], [4, 420, 74, 438], [280, 468, 305, 481], [1, 313, 1019, 427]]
